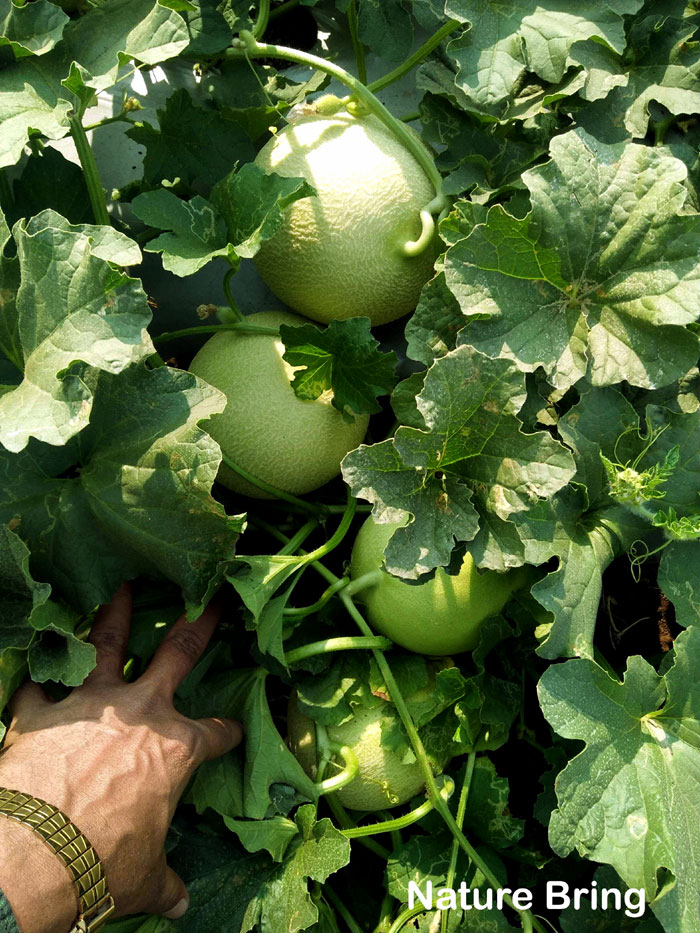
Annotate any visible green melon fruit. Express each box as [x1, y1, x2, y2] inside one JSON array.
[[350, 517, 531, 656], [189, 310, 369, 497], [287, 694, 430, 811], [253, 113, 436, 326]]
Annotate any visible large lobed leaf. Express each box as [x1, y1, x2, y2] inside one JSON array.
[[0, 525, 96, 729], [0, 210, 152, 452], [280, 317, 397, 420], [0, 0, 68, 58], [539, 625, 700, 932], [514, 387, 658, 659], [443, 130, 700, 392], [443, 0, 642, 118], [133, 163, 314, 277], [342, 343, 574, 578], [0, 364, 243, 616], [126, 89, 255, 195], [0, 0, 190, 168]]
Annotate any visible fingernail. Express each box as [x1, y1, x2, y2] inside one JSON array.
[[164, 896, 190, 919]]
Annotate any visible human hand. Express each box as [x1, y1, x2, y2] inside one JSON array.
[[0, 584, 242, 932]]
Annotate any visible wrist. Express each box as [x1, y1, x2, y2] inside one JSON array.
[[0, 816, 77, 933]]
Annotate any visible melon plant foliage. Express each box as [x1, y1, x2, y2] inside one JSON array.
[[1, 1, 700, 932]]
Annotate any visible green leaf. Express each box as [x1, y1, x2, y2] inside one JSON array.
[[0, 525, 96, 728], [342, 435, 480, 579], [658, 541, 700, 625], [188, 751, 243, 821], [354, 0, 414, 63], [0, 0, 189, 167], [216, 0, 254, 33], [0, 364, 243, 615], [416, 92, 548, 198], [177, 0, 234, 57], [132, 190, 231, 276], [514, 489, 627, 660], [165, 821, 274, 933], [0, 210, 152, 453], [224, 815, 299, 862], [182, 667, 318, 819], [443, 0, 641, 117], [446, 129, 700, 391], [463, 757, 525, 849], [241, 806, 351, 933], [0, 56, 72, 169], [451, 615, 522, 753], [0, 0, 69, 57], [513, 387, 651, 659], [620, 4, 700, 138], [343, 344, 575, 578], [57, 0, 190, 94], [7, 147, 92, 226], [405, 267, 467, 366], [280, 318, 397, 419], [538, 625, 700, 932], [211, 161, 315, 259], [293, 652, 377, 727], [135, 164, 315, 277], [227, 554, 306, 665], [27, 599, 95, 685], [203, 61, 328, 142], [126, 89, 255, 194]]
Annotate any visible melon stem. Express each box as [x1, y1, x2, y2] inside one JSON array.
[[230, 32, 447, 256]]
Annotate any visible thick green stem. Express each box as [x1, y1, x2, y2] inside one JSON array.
[[323, 886, 364, 933], [249, 518, 339, 586], [153, 322, 279, 344], [367, 19, 462, 94], [301, 492, 356, 564], [277, 519, 318, 556], [347, 0, 367, 84], [220, 452, 320, 514], [387, 906, 428, 933], [374, 894, 394, 933], [344, 569, 382, 598], [653, 114, 676, 146], [69, 113, 110, 226], [230, 34, 446, 227], [222, 268, 245, 321], [341, 776, 454, 837], [441, 753, 476, 933], [324, 792, 391, 860], [340, 592, 546, 933], [252, 0, 270, 39], [284, 578, 350, 618], [315, 732, 360, 794], [83, 114, 135, 132], [285, 635, 391, 665]]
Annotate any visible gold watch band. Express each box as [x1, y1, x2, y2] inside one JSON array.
[[0, 787, 115, 933]]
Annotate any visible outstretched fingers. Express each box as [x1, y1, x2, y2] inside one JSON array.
[[84, 582, 133, 686], [8, 681, 51, 725], [138, 601, 221, 698], [193, 716, 243, 763]]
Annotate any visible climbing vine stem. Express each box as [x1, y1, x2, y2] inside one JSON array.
[[229, 33, 446, 229]]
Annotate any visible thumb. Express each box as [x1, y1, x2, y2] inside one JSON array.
[[194, 716, 243, 762], [158, 867, 189, 919]]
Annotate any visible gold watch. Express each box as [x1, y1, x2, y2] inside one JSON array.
[[0, 788, 115, 932]]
